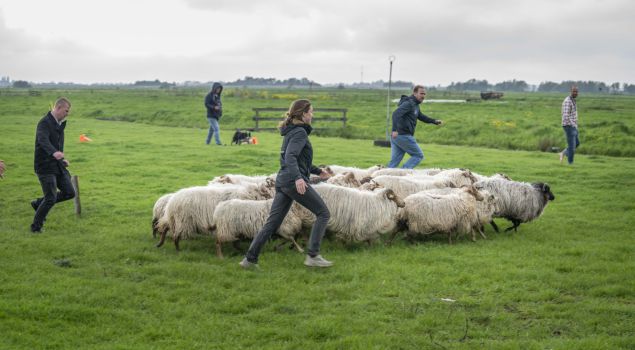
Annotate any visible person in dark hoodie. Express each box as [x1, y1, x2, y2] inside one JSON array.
[[204, 82, 223, 145], [240, 99, 333, 269], [30, 98, 75, 233], [387, 85, 443, 168]]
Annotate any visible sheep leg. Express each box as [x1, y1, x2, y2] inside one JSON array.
[[174, 236, 180, 251], [232, 240, 242, 251], [273, 240, 287, 252], [290, 238, 304, 253], [215, 238, 224, 259], [156, 229, 167, 248], [386, 230, 401, 245], [448, 233, 453, 244], [478, 226, 488, 239], [152, 219, 158, 238], [504, 220, 521, 232], [490, 220, 500, 233]]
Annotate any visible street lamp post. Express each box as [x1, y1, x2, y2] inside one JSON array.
[[385, 55, 396, 141]]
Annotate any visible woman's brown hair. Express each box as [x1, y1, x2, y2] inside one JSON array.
[[278, 99, 312, 129]]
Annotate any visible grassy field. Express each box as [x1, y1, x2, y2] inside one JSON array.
[[0, 91, 634, 349], [1, 88, 635, 157]]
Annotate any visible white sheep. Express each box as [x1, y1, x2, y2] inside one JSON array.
[[326, 172, 361, 188], [211, 198, 305, 258], [475, 179, 555, 232], [397, 186, 484, 244], [209, 174, 276, 186], [365, 175, 455, 199], [423, 186, 496, 240], [471, 172, 512, 182], [156, 182, 274, 251], [413, 168, 478, 187], [370, 167, 443, 178], [151, 193, 173, 238], [327, 164, 384, 182], [295, 183, 405, 243]]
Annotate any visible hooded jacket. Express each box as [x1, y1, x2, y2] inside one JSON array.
[[34, 112, 67, 174], [275, 123, 322, 188], [391, 94, 439, 136], [204, 82, 223, 119]]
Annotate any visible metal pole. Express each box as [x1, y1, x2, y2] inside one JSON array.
[[385, 55, 396, 141]]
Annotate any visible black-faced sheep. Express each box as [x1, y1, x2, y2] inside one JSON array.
[[475, 179, 555, 232]]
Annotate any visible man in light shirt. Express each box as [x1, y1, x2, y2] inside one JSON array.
[[560, 86, 580, 164]]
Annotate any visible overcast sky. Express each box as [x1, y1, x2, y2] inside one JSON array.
[[0, 0, 633, 85]]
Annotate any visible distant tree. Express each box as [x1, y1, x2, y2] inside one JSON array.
[[624, 84, 635, 94], [493, 79, 529, 92], [12, 80, 32, 88], [447, 79, 490, 91]]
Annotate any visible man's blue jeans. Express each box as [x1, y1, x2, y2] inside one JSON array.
[[206, 117, 221, 145], [562, 126, 580, 164], [387, 134, 424, 169]]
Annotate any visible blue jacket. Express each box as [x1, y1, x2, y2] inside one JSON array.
[[275, 123, 322, 188], [204, 82, 223, 119], [391, 95, 439, 136], [34, 112, 67, 174]]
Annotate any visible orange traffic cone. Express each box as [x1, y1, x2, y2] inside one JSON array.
[[79, 134, 93, 142], [251, 136, 258, 145]]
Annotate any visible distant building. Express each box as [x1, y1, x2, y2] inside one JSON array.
[[0, 76, 10, 87]]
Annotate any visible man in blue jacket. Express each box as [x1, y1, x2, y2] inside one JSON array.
[[204, 82, 223, 145], [30, 98, 75, 233], [387, 85, 443, 168]]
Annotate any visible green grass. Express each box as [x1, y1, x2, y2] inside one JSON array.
[[0, 92, 634, 349], [2, 88, 635, 156]]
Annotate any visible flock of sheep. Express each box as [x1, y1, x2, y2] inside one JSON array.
[[152, 165, 555, 258]]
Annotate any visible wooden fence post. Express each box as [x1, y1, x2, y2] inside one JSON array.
[[71, 175, 81, 216]]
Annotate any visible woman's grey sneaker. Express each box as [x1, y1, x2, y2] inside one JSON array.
[[239, 257, 259, 270], [304, 255, 333, 267]]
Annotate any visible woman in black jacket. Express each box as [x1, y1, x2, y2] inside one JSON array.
[[240, 99, 333, 269]]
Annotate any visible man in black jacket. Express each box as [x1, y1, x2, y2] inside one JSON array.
[[387, 85, 443, 168], [30, 98, 75, 233], [204, 82, 223, 145]]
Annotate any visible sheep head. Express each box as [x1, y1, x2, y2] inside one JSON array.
[[359, 176, 373, 184], [359, 180, 382, 191], [218, 175, 234, 184], [462, 169, 478, 184], [257, 183, 274, 199], [384, 189, 405, 208], [265, 176, 276, 188], [533, 182, 555, 201], [322, 166, 335, 176], [463, 185, 484, 201]]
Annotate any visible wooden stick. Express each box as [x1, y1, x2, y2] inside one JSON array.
[[71, 175, 81, 216]]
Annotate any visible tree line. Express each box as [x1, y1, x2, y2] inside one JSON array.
[[447, 78, 635, 93]]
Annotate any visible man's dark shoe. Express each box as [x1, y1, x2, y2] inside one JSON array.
[[30, 224, 42, 233], [31, 200, 39, 211]]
